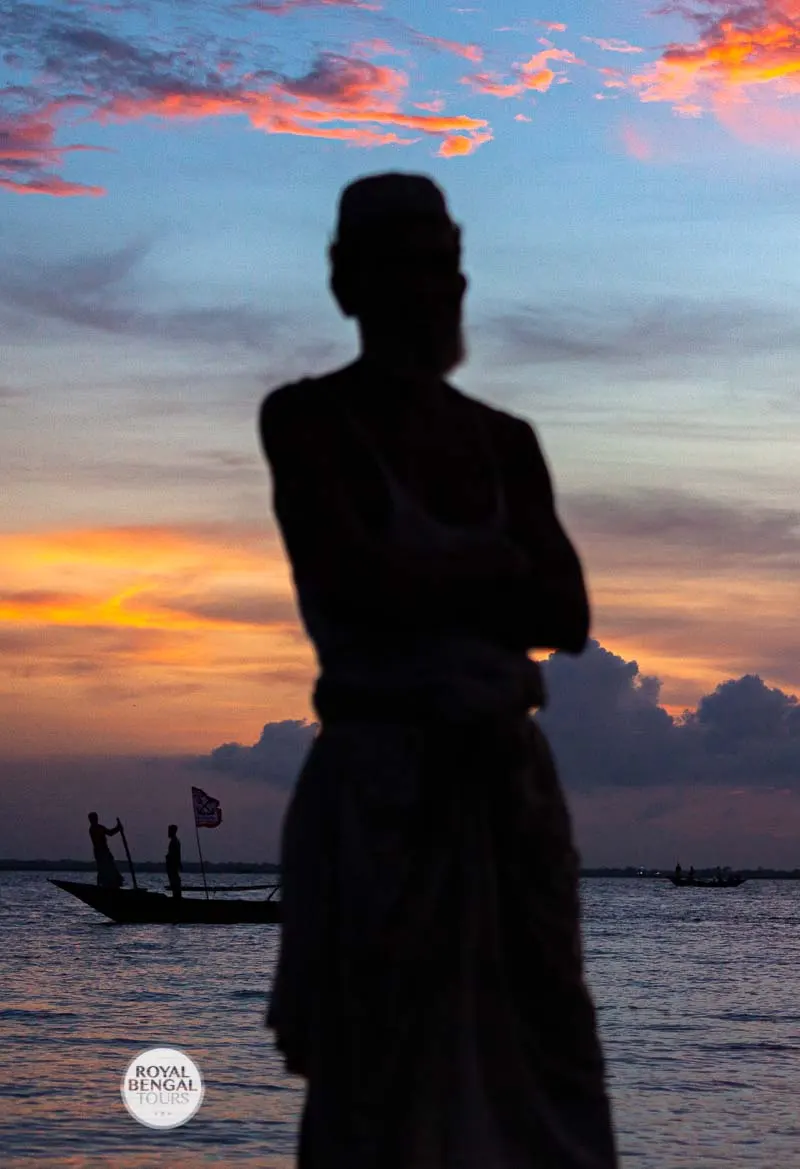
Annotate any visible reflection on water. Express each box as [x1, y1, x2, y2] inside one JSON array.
[[580, 879, 800, 1168], [1, 873, 799, 1167]]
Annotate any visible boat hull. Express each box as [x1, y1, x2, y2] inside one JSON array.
[[50, 879, 282, 924], [668, 876, 746, 888]]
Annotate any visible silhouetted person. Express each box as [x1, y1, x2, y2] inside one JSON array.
[[166, 824, 182, 899], [88, 812, 123, 889], [689, 865, 695, 883], [260, 173, 618, 1169], [675, 862, 682, 881]]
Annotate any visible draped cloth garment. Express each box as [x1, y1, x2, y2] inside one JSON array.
[[266, 385, 618, 1169]]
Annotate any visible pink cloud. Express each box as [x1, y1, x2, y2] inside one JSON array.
[[97, 55, 492, 156], [2, 46, 494, 197], [0, 111, 108, 197], [620, 119, 655, 160], [240, 0, 381, 13]]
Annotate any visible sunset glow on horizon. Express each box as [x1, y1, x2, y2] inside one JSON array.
[[3, 0, 800, 865]]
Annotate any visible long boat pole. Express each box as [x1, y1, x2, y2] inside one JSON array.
[[194, 820, 210, 900], [117, 820, 138, 890]]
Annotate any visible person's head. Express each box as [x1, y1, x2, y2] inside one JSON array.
[[329, 172, 467, 377], [168, 824, 178, 838], [88, 812, 98, 825]]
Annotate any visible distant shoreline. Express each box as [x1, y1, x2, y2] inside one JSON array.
[[2, 860, 800, 879]]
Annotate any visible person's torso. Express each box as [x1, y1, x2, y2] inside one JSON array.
[[293, 369, 510, 661], [89, 825, 110, 853]]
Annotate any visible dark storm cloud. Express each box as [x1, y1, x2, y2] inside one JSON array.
[[195, 642, 800, 794], [539, 643, 800, 790], [197, 718, 317, 787]]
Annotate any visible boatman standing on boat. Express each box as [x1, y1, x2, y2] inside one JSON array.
[[166, 824, 182, 898], [87, 812, 124, 888]]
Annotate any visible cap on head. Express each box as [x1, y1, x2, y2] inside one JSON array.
[[168, 824, 178, 835], [334, 172, 454, 242]]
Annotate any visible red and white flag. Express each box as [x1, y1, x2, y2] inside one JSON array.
[[192, 786, 222, 828]]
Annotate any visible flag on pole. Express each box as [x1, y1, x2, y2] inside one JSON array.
[[192, 786, 222, 828]]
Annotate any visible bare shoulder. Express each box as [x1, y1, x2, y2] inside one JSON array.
[[448, 385, 538, 453], [259, 376, 317, 428], [259, 367, 352, 430]]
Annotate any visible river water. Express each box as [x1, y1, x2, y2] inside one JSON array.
[[1, 872, 798, 1168]]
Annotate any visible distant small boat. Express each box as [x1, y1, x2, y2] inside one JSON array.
[[50, 879, 282, 924], [668, 874, 746, 889]]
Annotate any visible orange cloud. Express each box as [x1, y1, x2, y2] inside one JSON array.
[[438, 130, 493, 156], [462, 46, 580, 100], [98, 56, 490, 153], [3, 52, 492, 196], [520, 47, 581, 91], [0, 524, 314, 754], [629, 1, 800, 145]]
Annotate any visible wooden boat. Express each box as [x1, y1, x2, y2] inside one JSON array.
[[668, 875, 746, 888], [49, 879, 282, 924]]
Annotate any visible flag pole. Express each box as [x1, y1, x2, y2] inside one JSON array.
[[194, 819, 210, 900], [117, 819, 138, 890]]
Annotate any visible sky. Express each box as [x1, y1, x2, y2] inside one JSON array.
[[1, 0, 799, 867]]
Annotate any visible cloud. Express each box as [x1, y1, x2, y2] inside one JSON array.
[[0, 521, 313, 756], [97, 51, 491, 152], [486, 296, 800, 373], [3, 640, 800, 862], [397, 28, 482, 63], [628, 1, 800, 146], [539, 642, 800, 790], [241, 0, 379, 12], [196, 641, 800, 797], [0, 2, 492, 194], [0, 520, 290, 630], [462, 46, 581, 99], [0, 111, 107, 197], [199, 718, 317, 785], [0, 239, 286, 346], [620, 119, 656, 159], [582, 36, 644, 54], [565, 489, 800, 572]]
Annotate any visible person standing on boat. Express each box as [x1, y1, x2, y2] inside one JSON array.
[[166, 824, 182, 899], [87, 812, 124, 889], [260, 173, 618, 1169]]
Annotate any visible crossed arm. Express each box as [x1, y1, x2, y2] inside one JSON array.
[[259, 384, 589, 655]]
